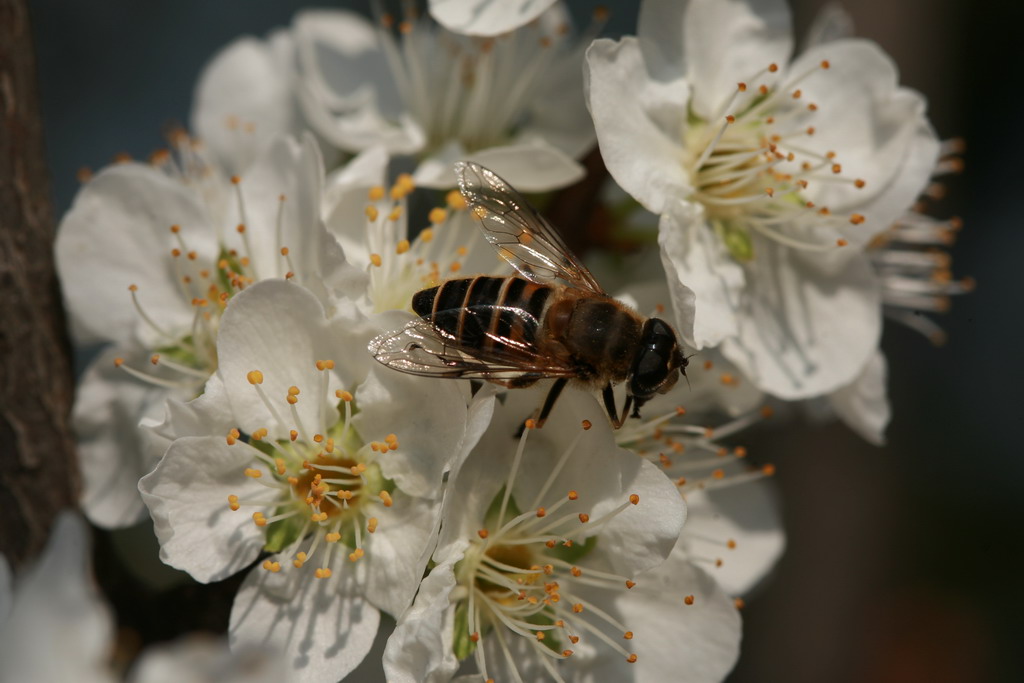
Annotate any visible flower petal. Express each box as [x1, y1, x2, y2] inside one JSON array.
[[684, 480, 785, 596], [590, 545, 742, 682], [75, 346, 184, 529], [658, 202, 746, 349], [585, 37, 692, 214], [382, 549, 463, 683], [55, 163, 216, 346], [722, 245, 882, 399], [127, 636, 286, 683], [215, 280, 343, 440], [790, 40, 939, 245], [139, 436, 268, 583], [639, 0, 793, 118], [413, 142, 584, 192], [230, 564, 380, 683], [353, 364, 469, 499], [363, 493, 442, 618], [0, 514, 115, 683], [428, 0, 558, 36], [191, 33, 298, 174], [828, 350, 890, 445]]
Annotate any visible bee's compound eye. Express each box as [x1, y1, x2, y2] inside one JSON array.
[[629, 318, 682, 399]]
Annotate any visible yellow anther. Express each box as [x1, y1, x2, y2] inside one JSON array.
[[388, 207, 402, 222], [348, 548, 365, 562], [365, 205, 379, 222], [262, 560, 281, 573], [314, 568, 332, 579], [419, 228, 434, 243], [624, 631, 634, 640], [244, 468, 262, 479], [684, 595, 695, 605], [286, 395, 298, 405], [396, 239, 410, 254], [227, 495, 240, 511], [629, 494, 640, 505], [252, 512, 267, 527], [567, 490, 578, 501], [325, 532, 341, 543], [368, 185, 385, 201], [477, 529, 489, 539], [428, 207, 447, 224], [536, 507, 546, 518], [625, 580, 636, 589], [370, 253, 382, 267], [446, 190, 467, 210], [247, 370, 264, 385], [578, 513, 589, 523], [379, 491, 393, 507], [627, 654, 638, 664], [337, 390, 354, 402], [367, 517, 378, 533]]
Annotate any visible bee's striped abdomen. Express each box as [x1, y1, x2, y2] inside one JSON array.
[[411, 276, 552, 357]]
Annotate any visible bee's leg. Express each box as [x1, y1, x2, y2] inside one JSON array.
[[602, 385, 623, 429], [534, 378, 568, 428]]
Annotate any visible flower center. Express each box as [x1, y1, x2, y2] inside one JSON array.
[[362, 176, 474, 312], [451, 420, 645, 679], [224, 365, 399, 577], [683, 60, 868, 261]]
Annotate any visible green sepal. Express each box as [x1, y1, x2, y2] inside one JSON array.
[[452, 600, 477, 660], [264, 507, 305, 553]]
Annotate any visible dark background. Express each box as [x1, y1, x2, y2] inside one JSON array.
[[27, 0, 1022, 681]]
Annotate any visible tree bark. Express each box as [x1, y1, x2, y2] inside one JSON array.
[[0, 0, 79, 566]]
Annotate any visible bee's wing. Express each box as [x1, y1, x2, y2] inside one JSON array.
[[456, 161, 606, 294], [368, 307, 577, 382]]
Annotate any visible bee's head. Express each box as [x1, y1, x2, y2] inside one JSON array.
[[628, 318, 687, 407]]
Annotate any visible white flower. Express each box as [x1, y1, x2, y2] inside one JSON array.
[[55, 133, 357, 528], [0, 514, 114, 683], [384, 388, 741, 682], [192, 31, 302, 175], [585, 0, 940, 400], [0, 513, 286, 683], [291, 3, 597, 190], [428, 0, 558, 37], [324, 167, 508, 316], [140, 280, 489, 682]]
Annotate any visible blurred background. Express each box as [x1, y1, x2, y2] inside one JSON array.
[[27, 0, 1022, 681]]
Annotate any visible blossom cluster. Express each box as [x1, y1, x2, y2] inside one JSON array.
[[31, 0, 968, 681]]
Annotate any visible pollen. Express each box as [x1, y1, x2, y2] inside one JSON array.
[[428, 207, 447, 224], [684, 595, 695, 605], [629, 494, 640, 505], [568, 490, 578, 501], [244, 468, 262, 479], [379, 491, 393, 507], [247, 370, 264, 385], [627, 654, 638, 664], [227, 495, 240, 511], [314, 568, 332, 579], [396, 239, 411, 254], [370, 253, 383, 267], [367, 517, 378, 533], [850, 214, 866, 225], [262, 560, 281, 573], [349, 548, 365, 562], [368, 185, 385, 201], [337, 390, 354, 402], [420, 228, 434, 243], [365, 206, 379, 221]]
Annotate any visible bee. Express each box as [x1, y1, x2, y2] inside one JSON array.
[[368, 162, 687, 428]]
